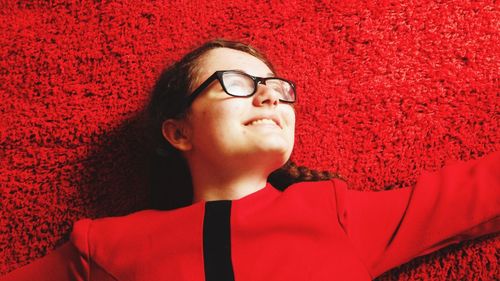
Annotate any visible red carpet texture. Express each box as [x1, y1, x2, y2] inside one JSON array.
[[1, 0, 498, 279]]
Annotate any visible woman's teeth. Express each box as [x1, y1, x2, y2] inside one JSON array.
[[248, 119, 278, 126]]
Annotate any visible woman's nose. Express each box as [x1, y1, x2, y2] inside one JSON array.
[[252, 84, 280, 107]]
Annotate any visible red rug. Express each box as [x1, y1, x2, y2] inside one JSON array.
[[1, 0, 498, 279]]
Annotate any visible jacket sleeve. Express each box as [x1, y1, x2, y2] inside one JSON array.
[[0, 220, 115, 281], [0, 243, 85, 281], [333, 151, 500, 278]]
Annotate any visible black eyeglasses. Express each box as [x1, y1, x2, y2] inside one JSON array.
[[182, 70, 296, 110]]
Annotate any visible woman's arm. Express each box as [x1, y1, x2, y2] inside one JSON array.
[[333, 151, 500, 278], [0, 243, 84, 281], [1, 234, 115, 281]]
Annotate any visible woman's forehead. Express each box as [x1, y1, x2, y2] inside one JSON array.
[[197, 48, 273, 79]]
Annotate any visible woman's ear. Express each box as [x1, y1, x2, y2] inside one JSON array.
[[161, 119, 193, 151]]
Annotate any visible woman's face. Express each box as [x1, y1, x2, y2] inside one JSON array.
[[183, 47, 295, 170]]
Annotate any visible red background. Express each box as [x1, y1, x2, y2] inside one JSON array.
[[1, 0, 498, 279]]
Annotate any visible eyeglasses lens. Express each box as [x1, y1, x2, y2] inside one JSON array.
[[264, 79, 294, 102], [221, 72, 295, 102], [222, 72, 255, 96]]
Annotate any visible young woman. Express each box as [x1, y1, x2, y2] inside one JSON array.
[[2, 39, 499, 281]]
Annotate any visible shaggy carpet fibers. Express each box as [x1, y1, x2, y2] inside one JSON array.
[[1, 0, 498, 280]]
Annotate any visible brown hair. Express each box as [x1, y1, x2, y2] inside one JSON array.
[[147, 39, 343, 210]]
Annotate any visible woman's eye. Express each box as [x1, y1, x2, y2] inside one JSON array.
[[226, 79, 246, 88], [267, 81, 284, 93], [225, 77, 253, 95]]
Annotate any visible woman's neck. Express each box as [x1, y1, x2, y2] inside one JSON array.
[[187, 156, 274, 202], [191, 171, 268, 202], [185, 150, 286, 203]]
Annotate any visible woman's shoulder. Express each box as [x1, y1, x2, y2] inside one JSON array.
[[74, 203, 203, 231], [284, 178, 348, 195], [70, 203, 206, 258], [71, 209, 163, 238], [277, 179, 348, 208]]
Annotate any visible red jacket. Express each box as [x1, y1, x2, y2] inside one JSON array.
[[3, 152, 499, 281]]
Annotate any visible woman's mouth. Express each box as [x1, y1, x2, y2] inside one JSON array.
[[244, 116, 282, 129]]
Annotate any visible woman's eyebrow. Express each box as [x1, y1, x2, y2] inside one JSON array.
[[262, 71, 275, 77], [232, 69, 275, 77]]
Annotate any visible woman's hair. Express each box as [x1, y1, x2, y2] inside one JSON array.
[[147, 39, 343, 210]]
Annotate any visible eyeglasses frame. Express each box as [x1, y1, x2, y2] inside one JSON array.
[[182, 70, 296, 111]]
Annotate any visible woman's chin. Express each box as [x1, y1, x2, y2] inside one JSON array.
[[251, 142, 292, 163], [253, 139, 290, 153]]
